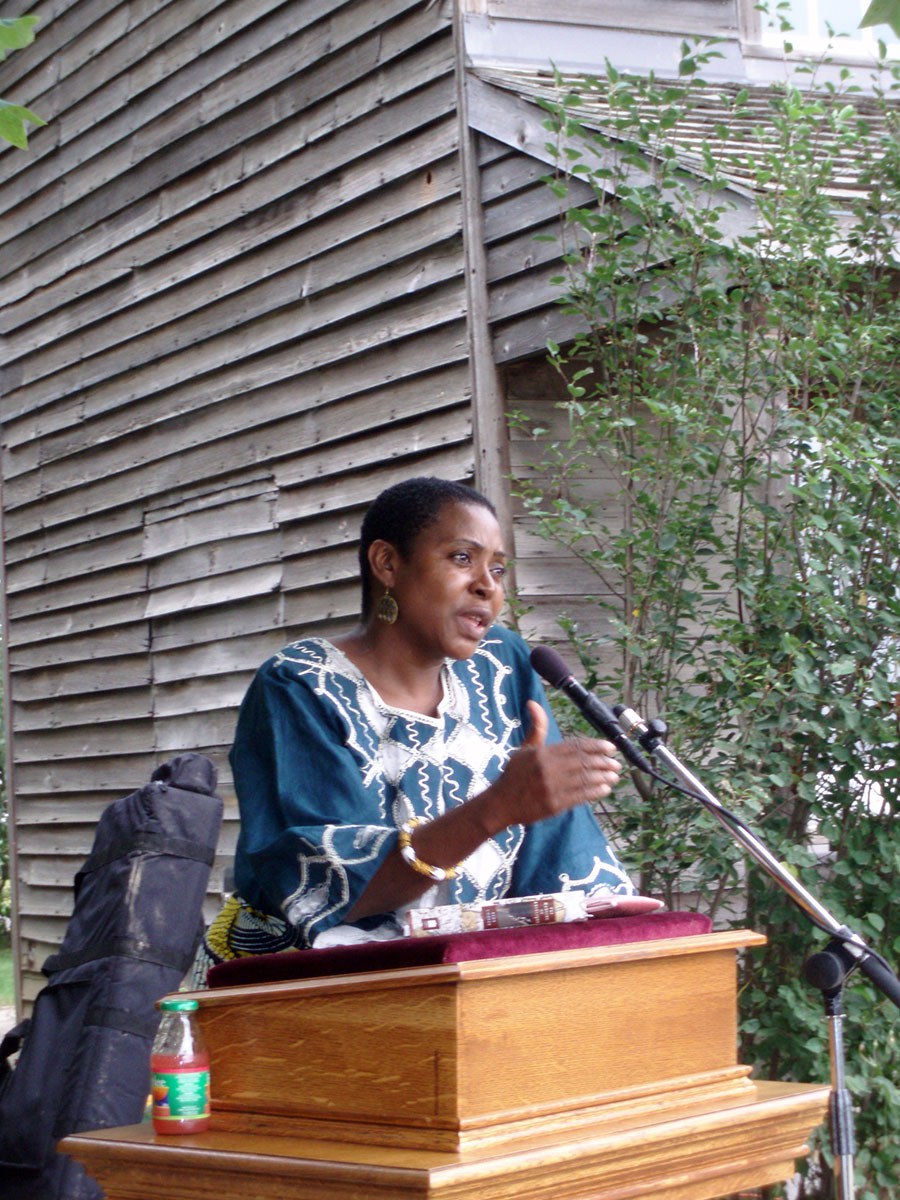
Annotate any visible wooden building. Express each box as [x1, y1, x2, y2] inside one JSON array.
[[0, 0, 892, 1008]]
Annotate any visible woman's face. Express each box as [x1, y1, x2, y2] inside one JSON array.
[[379, 501, 507, 662]]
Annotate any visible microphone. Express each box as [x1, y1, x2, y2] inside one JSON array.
[[530, 645, 654, 775]]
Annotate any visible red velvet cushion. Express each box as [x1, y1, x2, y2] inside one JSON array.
[[207, 910, 711, 989]]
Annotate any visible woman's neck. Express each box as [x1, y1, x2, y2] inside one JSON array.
[[332, 626, 446, 717]]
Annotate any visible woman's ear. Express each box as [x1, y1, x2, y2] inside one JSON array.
[[367, 539, 399, 589]]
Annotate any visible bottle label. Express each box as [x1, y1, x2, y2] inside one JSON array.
[[151, 1066, 211, 1123]]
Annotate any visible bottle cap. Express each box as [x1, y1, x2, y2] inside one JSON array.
[[159, 997, 200, 1012]]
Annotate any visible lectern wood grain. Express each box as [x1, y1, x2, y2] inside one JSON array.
[[62, 1081, 829, 1200], [194, 930, 760, 1150]]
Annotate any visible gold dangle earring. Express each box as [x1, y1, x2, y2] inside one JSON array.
[[376, 588, 399, 625]]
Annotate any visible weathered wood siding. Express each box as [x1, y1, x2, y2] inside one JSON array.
[[477, 130, 597, 364], [0, 0, 470, 1002], [462, 0, 738, 36], [504, 358, 623, 664], [469, 120, 616, 654]]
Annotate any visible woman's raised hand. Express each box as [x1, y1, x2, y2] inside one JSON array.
[[485, 699, 622, 831]]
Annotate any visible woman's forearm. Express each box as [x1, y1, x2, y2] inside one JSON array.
[[344, 789, 502, 921]]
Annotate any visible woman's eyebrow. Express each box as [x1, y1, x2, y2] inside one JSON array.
[[449, 538, 507, 559]]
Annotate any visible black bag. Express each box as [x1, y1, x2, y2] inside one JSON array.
[[0, 753, 223, 1199]]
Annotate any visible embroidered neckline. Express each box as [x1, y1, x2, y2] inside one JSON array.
[[313, 638, 461, 725]]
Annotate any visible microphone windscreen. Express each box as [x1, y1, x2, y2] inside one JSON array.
[[529, 645, 572, 689]]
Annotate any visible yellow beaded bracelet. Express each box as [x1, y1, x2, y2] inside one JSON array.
[[397, 818, 457, 882]]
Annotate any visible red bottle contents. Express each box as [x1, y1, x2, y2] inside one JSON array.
[[150, 998, 211, 1134], [150, 1052, 211, 1134]]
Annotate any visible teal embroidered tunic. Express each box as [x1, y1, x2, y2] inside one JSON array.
[[231, 624, 633, 947]]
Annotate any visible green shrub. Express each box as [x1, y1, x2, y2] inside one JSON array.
[[514, 39, 900, 1199]]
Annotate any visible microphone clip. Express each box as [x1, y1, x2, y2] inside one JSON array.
[[646, 718, 669, 747]]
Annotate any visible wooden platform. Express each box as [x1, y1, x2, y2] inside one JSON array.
[[63, 1080, 829, 1200], [61, 928, 830, 1200]]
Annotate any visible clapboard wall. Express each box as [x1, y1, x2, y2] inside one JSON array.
[[504, 359, 624, 659], [0, 0, 676, 1008], [471, 125, 620, 653], [0, 0, 473, 1002]]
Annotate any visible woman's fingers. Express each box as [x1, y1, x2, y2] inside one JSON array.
[[522, 699, 548, 748], [496, 734, 622, 827], [558, 737, 621, 803]]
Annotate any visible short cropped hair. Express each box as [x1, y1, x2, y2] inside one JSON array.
[[358, 477, 497, 618]]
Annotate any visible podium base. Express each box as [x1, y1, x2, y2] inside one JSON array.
[[62, 1080, 829, 1200]]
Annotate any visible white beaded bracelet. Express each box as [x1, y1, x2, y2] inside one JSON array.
[[397, 818, 457, 882]]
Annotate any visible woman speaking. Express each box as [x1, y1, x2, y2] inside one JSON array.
[[193, 477, 633, 983]]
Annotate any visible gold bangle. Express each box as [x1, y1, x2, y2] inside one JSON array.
[[397, 818, 457, 882]]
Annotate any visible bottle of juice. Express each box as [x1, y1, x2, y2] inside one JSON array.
[[150, 997, 211, 1134]]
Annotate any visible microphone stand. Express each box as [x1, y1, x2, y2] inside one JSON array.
[[615, 707, 900, 1200]]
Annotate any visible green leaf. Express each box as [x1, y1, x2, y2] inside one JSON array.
[[859, 0, 900, 36], [0, 15, 39, 53], [829, 657, 858, 677], [0, 99, 46, 149]]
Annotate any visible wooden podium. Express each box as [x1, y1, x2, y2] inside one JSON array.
[[61, 927, 829, 1199]]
